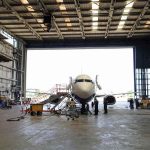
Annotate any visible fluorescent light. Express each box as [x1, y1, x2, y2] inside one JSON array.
[[92, 26, 98, 30], [27, 6, 34, 12], [67, 23, 72, 27], [20, 0, 46, 29], [146, 21, 150, 24], [144, 25, 149, 28], [119, 21, 125, 25], [92, 21, 99, 30], [37, 19, 43, 23], [118, 21, 125, 29], [92, 16, 98, 21], [20, 0, 34, 12], [127, 1, 134, 8], [121, 15, 128, 20], [91, 1, 99, 30], [117, 0, 134, 30], [41, 24, 45, 27], [59, 4, 66, 10], [92, 22, 98, 26], [20, 0, 29, 4], [91, 10, 99, 14], [65, 18, 70, 22], [65, 18, 72, 27], [144, 21, 150, 28], [124, 8, 131, 13], [57, 2, 72, 27], [92, 2, 99, 10], [118, 26, 124, 29], [56, 0, 63, 2]]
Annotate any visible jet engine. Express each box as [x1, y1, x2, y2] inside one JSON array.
[[104, 95, 116, 105]]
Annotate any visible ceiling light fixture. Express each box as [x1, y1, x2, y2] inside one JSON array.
[[91, 0, 99, 30], [117, 0, 134, 30], [56, 0, 63, 3], [20, 0, 29, 4]]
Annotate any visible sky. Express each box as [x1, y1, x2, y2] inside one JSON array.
[[26, 47, 134, 94]]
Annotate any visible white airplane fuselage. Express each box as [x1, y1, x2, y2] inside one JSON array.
[[71, 74, 96, 103]]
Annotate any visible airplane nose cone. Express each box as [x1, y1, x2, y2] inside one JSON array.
[[80, 84, 90, 93], [74, 83, 95, 99]]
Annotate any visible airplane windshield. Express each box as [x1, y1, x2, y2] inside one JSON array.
[[75, 79, 93, 83]]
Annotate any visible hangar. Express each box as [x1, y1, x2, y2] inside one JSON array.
[[0, 0, 150, 150]]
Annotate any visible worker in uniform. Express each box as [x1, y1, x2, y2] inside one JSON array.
[[85, 103, 92, 115], [103, 97, 108, 114], [91, 101, 94, 108], [94, 97, 99, 115], [134, 98, 139, 109], [128, 98, 134, 109]]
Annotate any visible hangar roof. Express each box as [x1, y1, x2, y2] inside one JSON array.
[[0, 0, 150, 43]]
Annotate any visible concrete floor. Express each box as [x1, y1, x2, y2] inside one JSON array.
[[0, 105, 150, 150]]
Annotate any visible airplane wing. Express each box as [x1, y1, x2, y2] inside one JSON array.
[[95, 91, 135, 98]]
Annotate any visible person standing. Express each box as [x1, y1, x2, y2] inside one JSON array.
[[134, 98, 139, 109], [91, 101, 94, 108], [103, 98, 108, 114], [94, 97, 99, 115], [128, 98, 134, 109]]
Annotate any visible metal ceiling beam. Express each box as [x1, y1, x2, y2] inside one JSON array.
[[1, 13, 150, 20], [127, 0, 150, 38], [1, 17, 150, 23], [105, 0, 115, 38], [74, 0, 85, 39], [2, 0, 42, 40], [52, 16, 63, 39], [0, 9, 149, 16], [37, 0, 63, 39]]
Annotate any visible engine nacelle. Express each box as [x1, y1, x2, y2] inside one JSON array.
[[104, 95, 116, 105]]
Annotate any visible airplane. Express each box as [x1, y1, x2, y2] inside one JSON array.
[[67, 74, 116, 113]]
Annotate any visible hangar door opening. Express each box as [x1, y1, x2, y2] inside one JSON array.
[[26, 48, 134, 105]]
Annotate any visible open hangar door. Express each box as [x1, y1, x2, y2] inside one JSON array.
[[26, 47, 134, 92]]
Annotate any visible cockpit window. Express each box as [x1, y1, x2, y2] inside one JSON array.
[[85, 79, 92, 82], [75, 79, 93, 83], [75, 79, 83, 82]]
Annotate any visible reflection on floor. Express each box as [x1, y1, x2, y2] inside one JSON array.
[[0, 104, 150, 150]]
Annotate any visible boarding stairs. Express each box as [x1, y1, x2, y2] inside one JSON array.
[[30, 84, 69, 106], [50, 96, 69, 110]]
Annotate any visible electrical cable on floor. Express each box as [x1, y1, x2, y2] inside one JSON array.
[[6, 111, 27, 121]]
